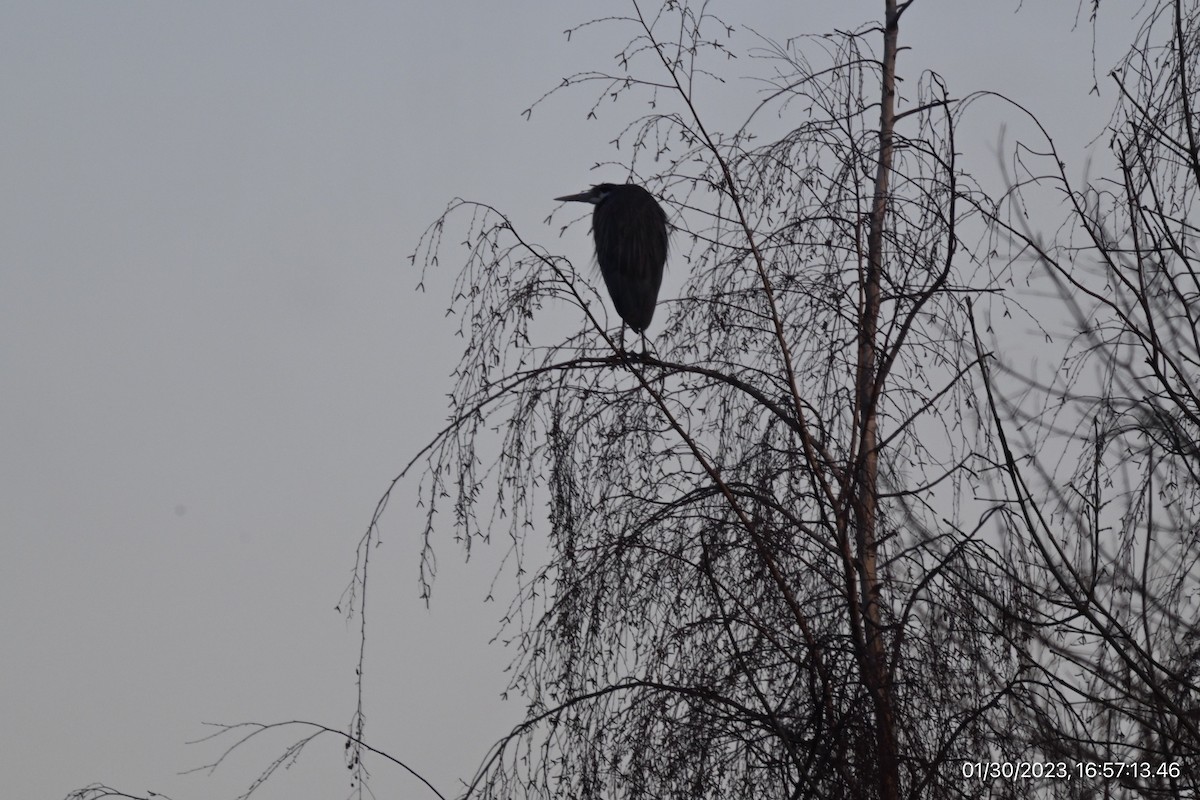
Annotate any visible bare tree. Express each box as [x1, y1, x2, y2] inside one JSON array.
[[973, 0, 1200, 795], [389, 2, 1012, 798]]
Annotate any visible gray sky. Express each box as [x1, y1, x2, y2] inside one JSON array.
[[1, 3, 1133, 798]]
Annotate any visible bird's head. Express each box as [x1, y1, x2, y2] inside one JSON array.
[[554, 183, 619, 205]]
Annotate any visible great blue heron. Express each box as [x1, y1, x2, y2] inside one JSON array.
[[555, 183, 668, 346]]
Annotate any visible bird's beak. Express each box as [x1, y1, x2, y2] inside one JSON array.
[[554, 191, 595, 204]]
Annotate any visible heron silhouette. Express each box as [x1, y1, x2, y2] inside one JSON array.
[[555, 183, 668, 351]]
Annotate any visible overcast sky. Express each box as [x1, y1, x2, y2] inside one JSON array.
[[1, 3, 1135, 798]]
